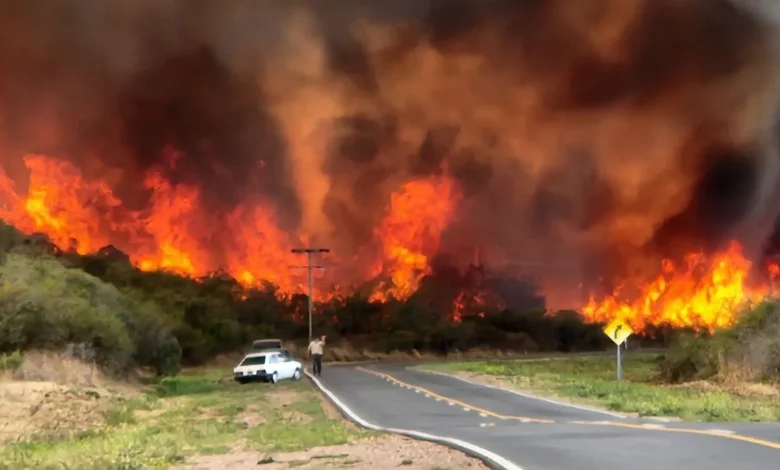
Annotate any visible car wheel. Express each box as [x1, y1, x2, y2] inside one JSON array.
[[293, 368, 301, 380], [270, 372, 279, 384]]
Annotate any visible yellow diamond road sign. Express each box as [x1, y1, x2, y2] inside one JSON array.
[[603, 318, 633, 346]]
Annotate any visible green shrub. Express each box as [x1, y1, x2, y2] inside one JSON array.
[[156, 375, 219, 397], [0, 255, 135, 369], [0, 221, 655, 372], [660, 301, 780, 382], [0, 253, 185, 374], [0, 350, 22, 371], [154, 337, 183, 377]]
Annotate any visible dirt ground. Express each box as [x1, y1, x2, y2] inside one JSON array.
[[184, 435, 488, 470], [1, 353, 489, 470], [183, 380, 490, 470], [0, 352, 135, 444]]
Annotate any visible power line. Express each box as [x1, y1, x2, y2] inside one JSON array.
[[290, 248, 330, 342]]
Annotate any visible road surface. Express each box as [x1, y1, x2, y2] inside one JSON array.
[[306, 363, 780, 470]]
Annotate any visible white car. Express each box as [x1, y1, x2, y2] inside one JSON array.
[[233, 349, 302, 384]]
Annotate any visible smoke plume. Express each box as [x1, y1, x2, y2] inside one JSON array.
[[1, 0, 780, 307]]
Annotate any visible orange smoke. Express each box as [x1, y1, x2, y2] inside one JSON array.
[[581, 241, 773, 333], [370, 175, 459, 302]]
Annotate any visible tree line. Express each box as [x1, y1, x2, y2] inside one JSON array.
[[0, 221, 672, 376]]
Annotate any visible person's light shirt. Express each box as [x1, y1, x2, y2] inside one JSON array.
[[308, 340, 324, 355]]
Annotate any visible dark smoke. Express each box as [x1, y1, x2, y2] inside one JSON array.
[[0, 0, 779, 305]]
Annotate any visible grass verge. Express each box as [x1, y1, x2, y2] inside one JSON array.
[[0, 369, 370, 469], [420, 353, 780, 422]]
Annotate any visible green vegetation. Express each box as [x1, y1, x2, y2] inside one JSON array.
[[421, 301, 780, 422], [424, 351, 780, 421], [0, 350, 22, 371], [0, 369, 368, 469], [0, 251, 181, 375], [0, 220, 635, 373], [660, 301, 780, 383]]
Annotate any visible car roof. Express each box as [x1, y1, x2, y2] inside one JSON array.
[[242, 351, 277, 359]]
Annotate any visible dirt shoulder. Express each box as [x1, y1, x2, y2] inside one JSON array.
[[0, 353, 488, 470], [185, 435, 486, 470]]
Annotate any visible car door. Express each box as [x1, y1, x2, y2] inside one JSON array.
[[265, 354, 284, 379], [268, 353, 289, 379], [281, 350, 298, 378]]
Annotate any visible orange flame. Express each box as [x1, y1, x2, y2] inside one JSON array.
[[0, 154, 464, 302], [0, 155, 307, 292], [369, 175, 459, 302], [581, 241, 771, 333], [451, 290, 497, 323]]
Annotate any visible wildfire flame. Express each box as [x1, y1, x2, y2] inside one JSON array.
[[0, 154, 460, 302], [581, 241, 774, 333], [0, 154, 776, 332], [370, 176, 459, 302], [0, 155, 310, 294]]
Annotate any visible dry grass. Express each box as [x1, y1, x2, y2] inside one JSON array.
[[0, 351, 489, 470], [0, 351, 142, 446], [207, 341, 528, 368], [0, 364, 367, 469]]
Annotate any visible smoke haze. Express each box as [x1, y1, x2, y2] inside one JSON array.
[[1, 0, 780, 307]]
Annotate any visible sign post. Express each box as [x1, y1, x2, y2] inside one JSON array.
[[603, 318, 633, 382]]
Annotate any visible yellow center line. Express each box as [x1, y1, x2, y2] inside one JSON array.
[[569, 421, 780, 450], [357, 366, 780, 451], [356, 366, 554, 423]]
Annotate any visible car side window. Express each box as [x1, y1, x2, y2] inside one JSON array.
[[268, 355, 277, 364]]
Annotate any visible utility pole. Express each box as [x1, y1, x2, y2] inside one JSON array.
[[291, 248, 330, 342]]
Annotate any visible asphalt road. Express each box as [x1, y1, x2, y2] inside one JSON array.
[[306, 363, 780, 470]]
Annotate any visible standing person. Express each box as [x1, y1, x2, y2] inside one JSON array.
[[308, 335, 326, 377]]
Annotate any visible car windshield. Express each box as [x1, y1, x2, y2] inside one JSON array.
[[239, 355, 267, 366]]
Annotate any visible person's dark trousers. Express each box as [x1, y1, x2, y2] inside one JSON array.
[[312, 354, 323, 376]]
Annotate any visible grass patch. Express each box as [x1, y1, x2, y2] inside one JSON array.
[[246, 397, 360, 452], [0, 351, 23, 372], [0, 369, 368, 469], [422, 354, 780, 422]]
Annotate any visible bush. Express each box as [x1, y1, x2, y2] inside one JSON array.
[[0, 254, 135, 369], [153, 337, 183, 377], [659, 332, 724, 382], [0, 222, 642, 373], [659, 301, 780, 382], [0, 350, 22, 371], [0, 253, 182, 374]]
